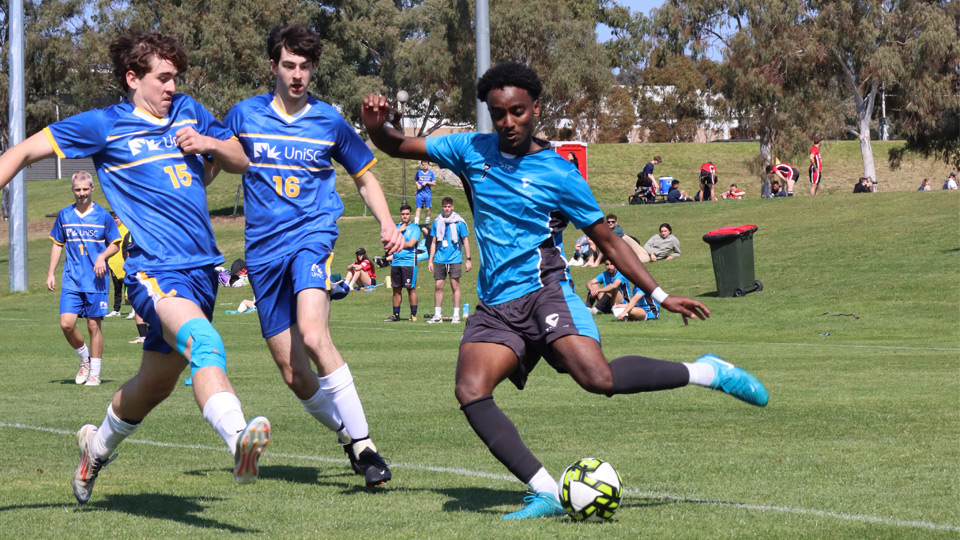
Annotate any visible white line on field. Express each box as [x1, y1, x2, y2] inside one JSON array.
[[3, 421, 957, 532]]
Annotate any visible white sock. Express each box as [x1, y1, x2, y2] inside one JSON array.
[[94, 404, 138, 459], [528, 467, 559, 498], [202, 392, 248, 454], [434, 307, 442, 318], [75, 345, 89, 362], [320, 364, 369, 441], [237, 302, 248, 313], [300, 381, 344, 432], [89, 358, 102, 377], [414, 216, 420, 225], [684, 362, 716, 387]]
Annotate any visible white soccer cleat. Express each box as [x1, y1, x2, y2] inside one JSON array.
[[125, 311, 136, 320], [72, 424, 116, 504], [426, 315, 444, 324], [129, 336, 145, 344], [84, 374, 101, 386], [234, 416, 270, 485], [75, 362, 90, 385], [104, 310, 122, 318], [451, 315, 460, 324]]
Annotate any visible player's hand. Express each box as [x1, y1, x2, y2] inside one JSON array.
[[93, 257, 107, 278], [45, 275, 55, 291], [616, 310, 628, 321], [381, 225, 404, 255], [361, 93, 394, 130], [465, 259, 472, 272], [428, 261, 434, 273], [175, 127, 214, 155], [661, 295, 710, 325]]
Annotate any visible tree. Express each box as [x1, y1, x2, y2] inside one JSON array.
[[596, 85, 635, 143], [634, 52, 719, 143]]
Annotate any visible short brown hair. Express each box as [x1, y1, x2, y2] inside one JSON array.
[[441, 196, 454, 205], [110, 32, 188, 91], [267, 24, 322, 65]]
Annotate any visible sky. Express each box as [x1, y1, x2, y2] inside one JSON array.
[[597, 0, 664, 42]]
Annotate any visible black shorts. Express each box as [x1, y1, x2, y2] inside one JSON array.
[[433, 262, 462, 280], [461, 281, 600, 390], [390, 265, 417, 289], [699, 170, 716, 185]]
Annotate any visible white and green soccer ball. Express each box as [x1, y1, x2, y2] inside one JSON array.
[[559, 458, 624, 521]]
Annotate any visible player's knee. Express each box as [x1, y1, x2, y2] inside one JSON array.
[[176, 318, 227, 377], [299, 328, 332, 357]]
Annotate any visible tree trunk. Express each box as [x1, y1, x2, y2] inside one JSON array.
[[759, 127, 774, 197], [858, 95, 877, 184]]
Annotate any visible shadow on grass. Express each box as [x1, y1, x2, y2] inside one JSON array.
[[51, 378, 116, 385]]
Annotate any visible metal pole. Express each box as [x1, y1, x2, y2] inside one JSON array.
[[9, 0, 28, 291], [475, 0, 492, 133], [401, 158, 407, 206], [55, 101, 62, 179]]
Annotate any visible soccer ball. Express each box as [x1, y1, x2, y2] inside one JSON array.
[[558, 458, 623, 521]]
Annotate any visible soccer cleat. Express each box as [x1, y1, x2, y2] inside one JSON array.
[[128, 336, 145, 344], [342, 442, 363, 475], [427, 315, 443, 324], [384, 314, 401, 322], [410, 315, 418, 322], [104, 310, 122, 318], [84, 374, 101, 386], [234, 416, 270, 485], [695, 353, 769, 407], [125, 311, 136, 320], [451, 315, 460, 324], [502, 492, 566, 520], [330, 280, 351, 301], [356, 448, 392, 488], [72, 424, 116, 504], [75, 362, 90, 385]]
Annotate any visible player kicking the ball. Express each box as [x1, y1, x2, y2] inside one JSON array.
[[362, 62, 769, 519], [0, 31, 269, 504]]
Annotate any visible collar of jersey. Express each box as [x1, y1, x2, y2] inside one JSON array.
[[270, 95, 312, 123], [132, 106, 169, 125], [73, 202, 96, 218]]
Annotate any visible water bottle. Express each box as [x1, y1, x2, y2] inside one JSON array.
[[463, 303, 470, 319]]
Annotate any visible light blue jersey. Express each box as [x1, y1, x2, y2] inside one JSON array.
[[426, 133, 604, 305], [44, 95, 229, 273], [392, 224, 421, 267], [430, 219, 469, 264], [594, 269, 630, 300], [224, 93, 376, 264], [49, 202, 121, 292]]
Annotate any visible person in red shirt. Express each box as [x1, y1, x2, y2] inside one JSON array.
[[766, 162, 800, 196], [809, 138, 823, 196], [699, 162, 718, 201], [344, 247, 377, 289]]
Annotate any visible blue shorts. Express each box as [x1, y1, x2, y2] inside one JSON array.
[[248, 242, 337, 338], [59, 290, 109, 318], [126, 266, 219, 354], [416, 191, 431, 209]]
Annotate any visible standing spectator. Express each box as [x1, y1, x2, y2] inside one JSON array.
[[414, 160, 437, 225], [387, 204, 421, 321], [427, 196, 472, 324], [47, 171, 122, 386], [943, 172, 957, 190], [721, 183, 746, 199], [344, 248, 376, 290], [105, 212, 129, 317], [767, 162, 799, 196], [768, 180, 787, 197], [667, 179, 692, 202], [585, 259, 630, 314], [635, 155, 661, 195], [642, 223, 682, 262], [918, 178, 932, 191], [809, 138, 823, 196], [698, 162, 719, 201], [566, 152, 580, 175]]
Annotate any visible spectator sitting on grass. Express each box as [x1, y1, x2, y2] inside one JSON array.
[[585, 259, 630, 314], [853, 177, 873, 193], [615, 285, 661, 321], [667, 179, 692, 203], [918, 178, 932, 191], [721, 183, 746, 199], [642, 223, 681, 262], [943, 172, 957, 190], [584, 214, 627, 267], [768, 180, 787, 197]]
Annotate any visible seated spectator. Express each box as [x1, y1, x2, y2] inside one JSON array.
[[768, 179, 787, 197], [344, 247, 377, 289], [225, 297, 257, 315], [721, 183, 746, 199], [667, 179, 692, 202], [853, 177, 873, 193], [585, 259, 630, 314], [614, 285, 661, 321], [568, 234, 591, 266], [918, 178, 932, 191], [642, 223, 681, 262], [943, 172, 957, 190], [584, 214, 626, 267], [632, 173, 656, 203]]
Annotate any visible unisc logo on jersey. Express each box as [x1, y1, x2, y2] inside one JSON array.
[[253, 142, 281, 159], [128, 138, 162, 156]]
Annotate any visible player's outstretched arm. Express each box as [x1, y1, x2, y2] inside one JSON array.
[[361, 93, 429, 161], [353, 170, 404, 254], [0, 131, 56, 191], [585, 220, 709, 325]]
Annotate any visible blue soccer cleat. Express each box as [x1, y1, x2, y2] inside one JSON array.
[[329, 280, 350, 300], [502, 492, 566, 520], [695, 354, 769, 407]]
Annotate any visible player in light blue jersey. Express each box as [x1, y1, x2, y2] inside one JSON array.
[[0, 31, 270, 504], [414, 160, 436, 225], [585, 259, 629, 314], [363, 61, 769, 519], [46, 171, 121, 386], [386, 204, 421, 322], [223, 24, 403, 488], [427, 196, 471, 324]]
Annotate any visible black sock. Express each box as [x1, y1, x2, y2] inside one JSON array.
[[393, 306, 400, 317], [461, 395, 541, 483], [411, 305, 418, 316], [136, 323, 147, 338], [609, 355, 690, 394]]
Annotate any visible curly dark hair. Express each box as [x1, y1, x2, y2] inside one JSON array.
[[267, 24, 322, 65], [110, 32, 188, 91], [477, 61, 543, 102]]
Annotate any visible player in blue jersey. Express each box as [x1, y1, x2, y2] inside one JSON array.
[[0, 31, 270, 504], [585, 259, 630, 314], [414, 160, 436, 225], [427, 196, 471, 324], [362, 61, 769, 519], [223, 24, 402, 488], [385, 204, 421, 322], [46, 171, 121, 386]]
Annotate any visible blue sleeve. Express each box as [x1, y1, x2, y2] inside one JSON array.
[[425, 133, 475, 176], [430, 221, 439, 236], [614, 271, 627, 285], [642, 163, 654, 176], [558, 172, 604, 229], [457, 222, 469, 238], [331, 115, 375, 176], [410, 226, 421, 241], [185, 96, 232, 141], [45, 110, 110, 159], [104, 213, 121, 244], [49, 211, 65, 244], [223, 102, 243, 138], [594, 271, 605, 283]]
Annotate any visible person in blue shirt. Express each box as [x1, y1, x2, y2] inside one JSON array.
[[223, 24, 401, 488], [585, 259, 629, 314], [46, 171, 121, 387], [427, 196, 472, 324], [615, 285, 661, 321], [386, 204, 421, 321], [414, 160, 437, 225], [0, 31, 269, 505], [361, 61, 769, 520]]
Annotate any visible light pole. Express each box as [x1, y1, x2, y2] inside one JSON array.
[[397, 90, 409, 205]]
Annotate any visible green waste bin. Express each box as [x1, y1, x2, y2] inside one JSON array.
[[702, 225, 763, 297]]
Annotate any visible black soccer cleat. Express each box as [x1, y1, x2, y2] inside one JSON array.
[[343, 442, 362, 475], [356, 448, 392, 488]]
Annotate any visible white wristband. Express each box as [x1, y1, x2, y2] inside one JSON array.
[[651, 287, 669, 303]]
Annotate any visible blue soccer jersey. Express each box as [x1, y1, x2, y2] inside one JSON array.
[[224, 93, 376, 264], [415, 169, 434, 195], [426, 133, 604, 305], [44, 95, 229, 273], [430, 219, 469, 264], [392, 223, 421, 267], [594, 269, 630, 299], [49, 202, 121, 292]]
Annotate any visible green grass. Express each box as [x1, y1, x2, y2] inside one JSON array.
[[0, 155, 958, 538]]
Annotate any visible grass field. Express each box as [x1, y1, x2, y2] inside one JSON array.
[[0, 151, 958, 538]]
